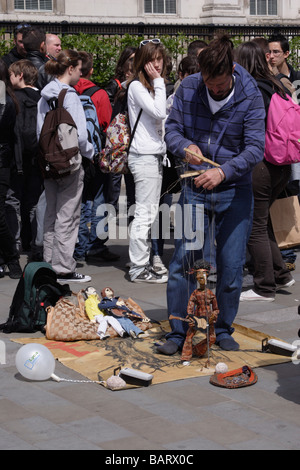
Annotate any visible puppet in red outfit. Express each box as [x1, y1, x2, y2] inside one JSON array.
[[176, 260, 219, 362]]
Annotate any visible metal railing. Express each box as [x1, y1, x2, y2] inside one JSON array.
[[1, 20, 300, 40]]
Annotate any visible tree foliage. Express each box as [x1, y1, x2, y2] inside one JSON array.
[[0, 30, 299, 86]]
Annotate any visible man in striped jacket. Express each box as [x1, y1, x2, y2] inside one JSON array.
[[158, 35, 266, 355]]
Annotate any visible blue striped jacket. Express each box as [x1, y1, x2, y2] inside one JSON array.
[[165, 63, 266, 187]]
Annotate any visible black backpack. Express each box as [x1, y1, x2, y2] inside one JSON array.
[[0, 262, 71, 333]]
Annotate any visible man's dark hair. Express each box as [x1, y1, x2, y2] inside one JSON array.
[[198, 35, 234, 79], [22, 27, 46, 52], [268, 33, 290, 53], [187, 40, 208, 56]]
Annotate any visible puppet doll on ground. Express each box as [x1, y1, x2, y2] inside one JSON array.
[[98, 287, 150, 339], [84, 287, 125, 339], [170, 260, 219, 362]]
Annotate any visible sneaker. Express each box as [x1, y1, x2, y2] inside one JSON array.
[[132, 267, 168, 284], [7, 260, 22, 279], [276, 279, 295, 290], [240, 289, 275, 302], [152, 255, 168, 275], [57, 272, 91, 283]]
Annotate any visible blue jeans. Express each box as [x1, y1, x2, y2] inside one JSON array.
[[166, 182, 253, 348], [74, 169, 109, 258]]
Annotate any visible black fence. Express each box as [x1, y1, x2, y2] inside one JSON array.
[[1, 20, 300, 41]]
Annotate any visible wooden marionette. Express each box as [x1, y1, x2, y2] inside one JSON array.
[[170, 259, 219, 362]]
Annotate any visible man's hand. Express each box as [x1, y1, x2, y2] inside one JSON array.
[[185, 145, 205, 166], [194, 168, 225, 190]]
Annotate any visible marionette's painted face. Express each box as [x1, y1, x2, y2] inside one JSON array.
[[195, 269, 208, 288], [105, 287, 114, 298]]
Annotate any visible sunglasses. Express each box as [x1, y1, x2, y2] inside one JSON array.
[[14, 23, 31, 32], [139, 38, 161, 48]]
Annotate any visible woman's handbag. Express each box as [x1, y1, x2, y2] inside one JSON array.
[[100, 108, 142, 174]]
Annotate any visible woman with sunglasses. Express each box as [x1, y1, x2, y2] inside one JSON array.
[[127, 39, 168, 283]]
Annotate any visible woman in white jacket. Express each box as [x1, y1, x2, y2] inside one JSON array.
[[127, 39, 168, 283], [37, 49, 94, 282]]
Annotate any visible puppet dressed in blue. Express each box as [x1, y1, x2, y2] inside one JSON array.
[[99, 287, 148, 338]]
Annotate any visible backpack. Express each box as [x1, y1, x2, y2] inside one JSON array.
[[38, 88, 81, 179], [78, 87, 105, 155], [258, 82, 300, 165], [0, 262, 71, 333], [100, 86, 142, 174], [83, 86, 107, 146], [14, 90, 40, 172]]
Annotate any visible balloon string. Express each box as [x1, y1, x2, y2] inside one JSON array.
[[51, 374, 105, 385]]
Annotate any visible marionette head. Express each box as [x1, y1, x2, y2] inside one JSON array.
[[84, 286, 98, 298], [101, 287, 114, 299], [190, 259, 211, 288]]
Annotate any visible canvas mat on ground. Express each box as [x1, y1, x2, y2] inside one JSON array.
[[12, 322, 292, 389]]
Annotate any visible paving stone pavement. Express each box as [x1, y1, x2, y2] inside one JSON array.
[[0, 230, 299, 452]]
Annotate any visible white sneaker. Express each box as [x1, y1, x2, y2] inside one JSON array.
[[276, 279, 295, 290], [57, 272, 91, 283], [132, 267, 168, 284], [152, 255, 168, 275], [240, 289, 275, 302]]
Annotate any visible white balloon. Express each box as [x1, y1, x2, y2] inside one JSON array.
[[15, 343, 56, 381]]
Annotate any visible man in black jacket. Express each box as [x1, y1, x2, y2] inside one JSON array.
[[22, 27, 49, 90], [8, 59, 43, 259], [2, 24, 30, 68]]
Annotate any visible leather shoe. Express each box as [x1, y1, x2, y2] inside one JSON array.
[[216, 337, 240, 351], [157, 340, 179, 355]]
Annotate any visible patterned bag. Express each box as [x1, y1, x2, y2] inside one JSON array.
[[100, 108, 142, 174], [45, 291, 99, 341]]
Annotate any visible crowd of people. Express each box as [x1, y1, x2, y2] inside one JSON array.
[[0, 25, 299, 353]]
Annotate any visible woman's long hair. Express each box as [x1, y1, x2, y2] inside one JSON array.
[[45, 49, 80, 77], [129, 41, 167, 92], [235, 41, 285, 97], [115, 46, 137, 82]]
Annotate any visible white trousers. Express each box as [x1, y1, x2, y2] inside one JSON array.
[[128, 153, 162, 280], [95, 314, 125, 338]]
